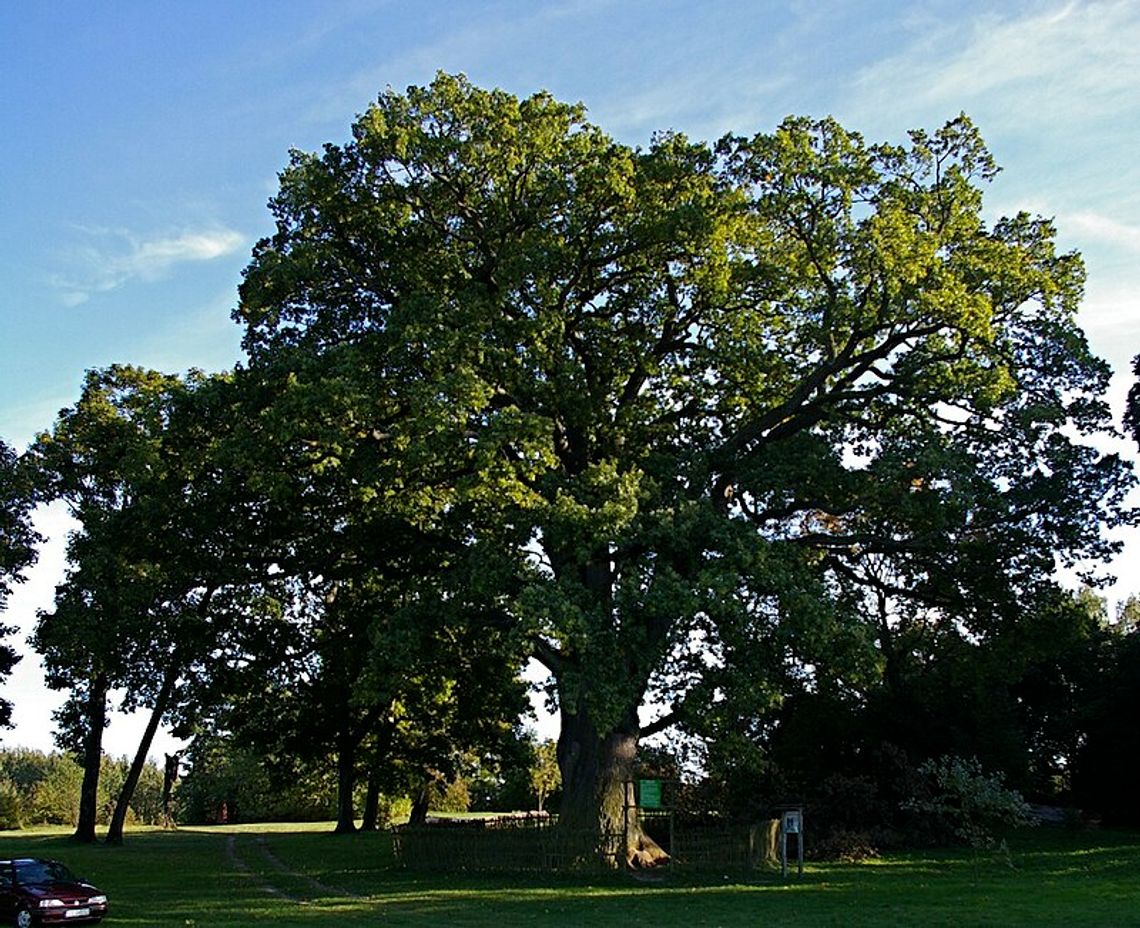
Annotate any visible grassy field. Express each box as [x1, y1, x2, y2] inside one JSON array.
[[2, 824, 1139, 927]]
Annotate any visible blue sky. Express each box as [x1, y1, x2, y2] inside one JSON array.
[[2, 0, 1138, 757]]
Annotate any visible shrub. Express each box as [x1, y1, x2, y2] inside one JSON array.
[[378, 794, 412, 826], [903, 755, 1037, 848], [428, 776, 471, 813], [0, 782, 23, 830], [811, 828, 880, 862]]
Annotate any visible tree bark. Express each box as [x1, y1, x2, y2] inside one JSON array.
[[333, 729, 358, 834], [162, 753, 181, 828], [360, 717, 394, 830], [106, 667, 178, 845], [557, 700, 668, 868], [73, 673, 108, 843], [408, 782, 430, 825], [361, 773, 381, 831]]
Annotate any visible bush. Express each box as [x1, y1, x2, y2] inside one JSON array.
[[378, 794, 412, 826], [428, 776, 471, 813], [0, 782, 23, 830], [810, 828, 880, 862], [902, 755, 1037, 848]]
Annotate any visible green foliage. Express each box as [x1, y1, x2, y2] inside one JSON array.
[[176, 733, 338, 824], [0, 439, 39, 729], [0, 438, 39, 613], [376, 793, 412, 826], [0, 748, 165, 828], [233, 73, 1133, 836], [1127, 353, 1140, 449], [530, 739, 561, 813], [29, 758, 82, 825], [694, 585, 1125, 850], [427, 776, 471, 814], [902, 755, 1037, 848], [0, 782, 22, 830]]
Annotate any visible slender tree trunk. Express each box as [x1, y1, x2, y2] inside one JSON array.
[[106, 667, 178, 845], [408, 782, 430, 825], [162, 753, 181, 829], [73, 673, 108, 843], [333, 729, 358, 834]]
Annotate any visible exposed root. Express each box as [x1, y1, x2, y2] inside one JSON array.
[[627, 831, 670, 869]]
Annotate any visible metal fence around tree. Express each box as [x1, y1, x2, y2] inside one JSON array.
[[392, 814, 623, 872], [392, 811, 782, 874]]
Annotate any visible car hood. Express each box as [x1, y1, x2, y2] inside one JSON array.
[[24, 881, 100, 899]]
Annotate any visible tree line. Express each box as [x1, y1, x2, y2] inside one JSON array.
[[0, 748, 166, 831], [1, 74, 1138, 858]]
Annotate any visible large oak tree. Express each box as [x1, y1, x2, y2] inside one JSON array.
[[237, 75, 1132, 861]]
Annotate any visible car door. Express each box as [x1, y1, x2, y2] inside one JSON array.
[[0, 862, 16, 922]]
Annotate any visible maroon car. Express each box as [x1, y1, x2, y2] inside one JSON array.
[[0, 858, 107, 926]]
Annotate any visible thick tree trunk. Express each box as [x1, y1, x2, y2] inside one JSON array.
[[361, 773, 381, 831], [107, 668, 177, 845], [557, 701, 668, 868], [333, 730, 358, 834], [73, 673, 108, 843], [359, 717, 394, 830]]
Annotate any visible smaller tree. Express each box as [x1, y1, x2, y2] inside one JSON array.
[[530, 739, 561, 813], [28, 367, 187, 842], [902, 755, 1036, 848]]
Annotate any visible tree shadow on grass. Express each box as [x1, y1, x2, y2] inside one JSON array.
[[6, 826, 1139, 928]]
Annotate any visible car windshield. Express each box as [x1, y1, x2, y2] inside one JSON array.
[[15, 860, 79, 885]]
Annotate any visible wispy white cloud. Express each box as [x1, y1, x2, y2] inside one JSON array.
[[832, 1, 1140, 383], [846, 0, 1140, 134], [54, 227, 245, 306], [1067, 212, 1140, 255], [309, 0, 806, 143]]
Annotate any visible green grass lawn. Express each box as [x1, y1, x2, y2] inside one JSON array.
[[2, 824, 1139, 927]]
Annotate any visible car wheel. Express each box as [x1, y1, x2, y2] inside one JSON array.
[[14, 906, 33, 928]]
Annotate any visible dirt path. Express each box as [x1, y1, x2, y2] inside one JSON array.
[[225, 834, 364, 903]]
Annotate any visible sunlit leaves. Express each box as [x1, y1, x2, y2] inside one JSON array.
[[233, 75, 1132, 800]]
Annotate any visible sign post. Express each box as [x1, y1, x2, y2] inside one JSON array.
[[780, 809, 804, 879], [639, 779, 662, 809]]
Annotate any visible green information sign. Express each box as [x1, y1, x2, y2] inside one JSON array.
[[639, 779, 662, 809]]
